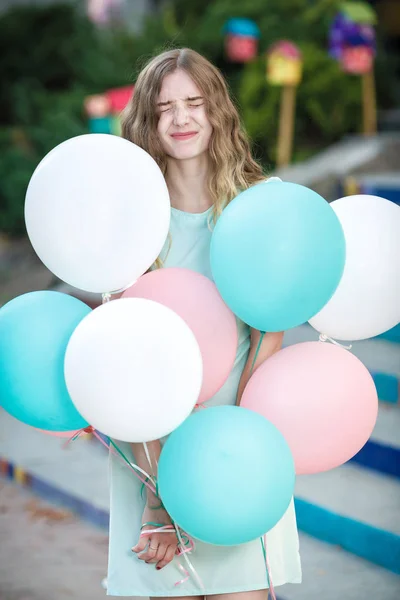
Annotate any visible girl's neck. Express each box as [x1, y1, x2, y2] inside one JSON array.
[[166, 154, 213, 213]]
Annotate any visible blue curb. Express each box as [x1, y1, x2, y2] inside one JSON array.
[[350, 439, 400, 479], [3, 455, 400, 578], [295, 497, 400, 574], [371, 372, 399, 404], [29, 474, 110, 529], [0, 456, 109, 530], [377, 324, 400, 344]]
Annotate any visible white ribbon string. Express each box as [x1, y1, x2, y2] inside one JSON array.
[[174, 524, 205, 592], [143, 441, 154, 473], [319, 333, 352, 350], [140, 526, 175, 536]]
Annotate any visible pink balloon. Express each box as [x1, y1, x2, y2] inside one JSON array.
[[122, 268, 238, 404], [35, 429, 81, 438], [241, 342, 378, 474]]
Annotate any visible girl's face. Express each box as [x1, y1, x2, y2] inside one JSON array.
[[156, 69, 213, 162]]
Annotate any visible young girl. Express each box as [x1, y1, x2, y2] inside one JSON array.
[[106, 48, 301, 599]]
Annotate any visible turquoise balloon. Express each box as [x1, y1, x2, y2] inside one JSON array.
[[0, 291, 90, 430], [210, 181, 346, 331], [158, 406, 295, 546]]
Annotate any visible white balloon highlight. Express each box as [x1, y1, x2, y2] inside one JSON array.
[[64, 298, 203, 442], [309, 195, 400, 341], [25, 134, 170, 293]]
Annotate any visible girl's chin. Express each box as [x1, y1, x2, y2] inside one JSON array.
[[166, 148, 209, 162]]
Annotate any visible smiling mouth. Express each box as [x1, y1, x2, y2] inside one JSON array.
[[170, 132, 198, 140]]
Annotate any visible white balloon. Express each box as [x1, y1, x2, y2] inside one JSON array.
[[309, 195, 400, 341], [64, 298, 203, 442], [25, 134, 170, 293]]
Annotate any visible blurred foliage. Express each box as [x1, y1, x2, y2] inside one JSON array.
[[0, 0, 398, 235]]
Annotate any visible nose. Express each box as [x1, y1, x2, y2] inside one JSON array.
[[173, 103, 189, 127]]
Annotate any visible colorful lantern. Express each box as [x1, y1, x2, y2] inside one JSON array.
[[329, 2, 378, 135], [223, 18, 260, 63], [267, 41, 303, 86], [84, 85, 134, 135], [265, 41, 303, 168], [329, 2, 376, 75], [342, 46, 374, 74]]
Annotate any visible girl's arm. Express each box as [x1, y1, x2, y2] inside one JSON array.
[[236, 330, 284, 405]]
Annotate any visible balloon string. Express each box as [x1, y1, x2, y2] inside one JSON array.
[[174, 521, 205, 592], [143, 441, 154, 472], [101, 439, 198, 588], [62, 426, 93, 448], [66, 426, 157, 495], [318, 333, 352, 350], [261, 535, 276, 600], [249, 331, 266, 378], [106, 436, 157, 494], [140, 520, 200, 590], [67, 429, 203, 590]]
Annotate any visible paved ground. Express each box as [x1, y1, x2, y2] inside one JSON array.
[[0, 480, 116, 600], [1, 480, 399, 600]]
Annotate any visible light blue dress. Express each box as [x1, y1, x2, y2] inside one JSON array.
[[106, 205, 302, 597]]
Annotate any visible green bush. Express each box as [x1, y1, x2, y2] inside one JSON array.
[[0, 0, 398, 236]]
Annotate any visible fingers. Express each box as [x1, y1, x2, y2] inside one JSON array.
[[138, 539, 159, 563], [149, 543, 167, 565], [156, 544, 177, 570], [131, 534, 148, 555]]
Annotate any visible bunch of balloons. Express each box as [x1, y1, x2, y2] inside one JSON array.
[[1, 132, 398, 550], [210, 180, 400, 474], [0, 134, 296, 547]]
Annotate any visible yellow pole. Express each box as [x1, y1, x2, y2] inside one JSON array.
[[277, 85, 297, 167], [362, 69, 377, 136]]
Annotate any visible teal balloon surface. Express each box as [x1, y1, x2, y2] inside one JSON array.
[[210, 181, 346, 331], [158, 406, 295, 546], [0, 291, 90, 430]]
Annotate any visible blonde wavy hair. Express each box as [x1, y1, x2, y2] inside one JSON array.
[[122, 48, 265, 218]]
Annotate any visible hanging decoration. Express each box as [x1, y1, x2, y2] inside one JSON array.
[[329, 1, 377, 134], [267, 40, 303, 86], [84, 85, 134, 135], [223, 18, 260, 63], [266, 41, 303, 168]]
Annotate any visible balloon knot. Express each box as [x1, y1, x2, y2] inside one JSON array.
[[83, 426, 95, 434], [319, 333, 352, 350]]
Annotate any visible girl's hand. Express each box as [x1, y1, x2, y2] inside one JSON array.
[[132, 503, 179, 570]]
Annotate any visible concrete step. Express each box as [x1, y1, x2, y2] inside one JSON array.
[[2, 407, 400, 577], [378, 323, 400, 344], [295, 463, 400, 574], [351, 402, 400, 478], [0, 410, 109, 524], [281, 533, 400, 600], [371, 402, 400, 449], [284, 324, 400, 403]]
